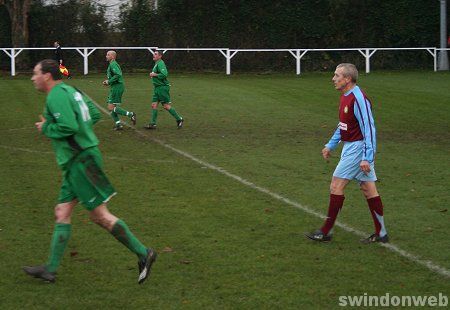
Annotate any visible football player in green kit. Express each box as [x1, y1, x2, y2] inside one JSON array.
[[23, 59, 157, 284], [144, 50, 184, 129], [103, 50, 136, 130]]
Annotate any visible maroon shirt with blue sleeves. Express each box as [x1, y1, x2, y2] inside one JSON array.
[[326, 85, 377, 163], [338, 90, 367, 142]]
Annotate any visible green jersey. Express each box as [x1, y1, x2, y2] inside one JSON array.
[[107, 60, 124, 86], [151, 59, 170, 87], [42, 83, 101, 169]]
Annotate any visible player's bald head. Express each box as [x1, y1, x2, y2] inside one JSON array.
[[107, 50, 117, 59]]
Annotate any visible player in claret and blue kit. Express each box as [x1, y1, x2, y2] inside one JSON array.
[[306, 63, 389, 244]]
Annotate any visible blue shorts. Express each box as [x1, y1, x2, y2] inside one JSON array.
[[333, 141, 377, 182]]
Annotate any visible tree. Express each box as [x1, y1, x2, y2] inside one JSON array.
[[0, 0, 32, 47]]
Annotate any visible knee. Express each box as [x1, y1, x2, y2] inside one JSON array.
[[360, 183, 379, 199], [163, 104, 171, 110], [90, 212, 107, 227], [329, 182, 344, 195], [151, 103, 158, 109], [107, 104, 114, 111], [54, 205, 71, 223], [90, 211, 116, 230]]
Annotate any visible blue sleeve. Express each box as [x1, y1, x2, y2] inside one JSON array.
[[325, 125, 341, 150], [353, 90, 377, 162]]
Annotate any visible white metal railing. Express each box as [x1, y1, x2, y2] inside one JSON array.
[[1, 47, 448, 76]]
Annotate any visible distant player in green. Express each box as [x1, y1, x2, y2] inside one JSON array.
[[103, 50, 136, 130], [144, 50, 183, 129], [24, 59, 157, 284]]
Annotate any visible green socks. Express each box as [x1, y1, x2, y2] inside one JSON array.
[[113, 106, 129, 116], [110, 111, 120, 123], [44, 220, 147, 273], [168, 107, 182, 121], [150, 107, 182, 125], [111, 219, 147, 260], [46, 223, 72, 273], [150, 109, 158, 125]]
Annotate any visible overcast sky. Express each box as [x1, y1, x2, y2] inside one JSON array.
[[43, 0, 129, 23], [95, 0, 127, 22]]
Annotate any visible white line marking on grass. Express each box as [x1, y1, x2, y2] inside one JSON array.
[[0, 145, 53, 154], [91, 96, 450, 279], [1, 126, 34, 131], [0, 145, 173, 164]]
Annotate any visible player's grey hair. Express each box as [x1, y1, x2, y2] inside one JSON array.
[[336, 63, 358, 82]]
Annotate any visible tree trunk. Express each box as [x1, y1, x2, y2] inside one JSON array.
[[0, 0, 31, 47]]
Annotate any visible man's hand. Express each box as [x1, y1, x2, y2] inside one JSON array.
[[149, 72, 157, 78], [35, 115, 46, 132], [322, 147, 331, 160], [102, 80, 109, 86], [360, 160, 371, 174]]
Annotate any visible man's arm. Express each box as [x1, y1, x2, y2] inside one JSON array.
[[73, 87, 102, 125], [156, 61, 168, 79], [108, 63, 122, 85], [86, 97, 101, 124], [325, 125, 341, 151], [40, 96, 79, 138], [322, 125, 341, 159], [353, 94, 376, 163]]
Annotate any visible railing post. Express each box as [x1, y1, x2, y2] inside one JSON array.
[[434, 49, 438, 72], [296, 50, 301, 75], [83, 48, 89, 75], [226, 49, 231, 75], [11, 48, 16, 76], [365, 49, 370, 74]]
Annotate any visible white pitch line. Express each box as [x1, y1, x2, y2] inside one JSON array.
[[0, 145, 173, 164], [1, 126, 34, 132], [90, 96, 450, 279]]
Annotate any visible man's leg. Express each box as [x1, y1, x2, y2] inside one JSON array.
[[23, 199, 77, 282], [90, 204, 148, 260], [46, 201, 76, 272], [306, 177, 349, 241], [360, 181, 388, 243], [321, 177, 349, 234], [145, 102, 158, 129], [163, 103, 183, 128], [113, 105, 131, 117], [90, 204, 157, 283], [113, 105, 136, 126], [108, 103, 122, 129]]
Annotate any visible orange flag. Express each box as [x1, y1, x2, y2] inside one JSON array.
[[59, 64, 70, 77]]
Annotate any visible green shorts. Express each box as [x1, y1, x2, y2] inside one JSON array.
[[152, 86, 171, 104], [58, 147, 116, 210], [108, 84, 124, 104]]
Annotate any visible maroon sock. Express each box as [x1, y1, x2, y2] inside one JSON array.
[[320, 194, 345, 235], [367, 196, 386, 236]]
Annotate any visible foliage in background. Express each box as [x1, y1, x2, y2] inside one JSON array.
[[0, 0, 447, 72]]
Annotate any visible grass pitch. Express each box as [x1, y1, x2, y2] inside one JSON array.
[[0, 71, 449, 308]]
